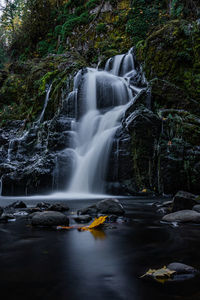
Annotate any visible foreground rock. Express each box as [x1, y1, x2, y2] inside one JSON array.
[[78, 199, 125, 216], [48, 203, 69, 212], [0, 213, 15, 223], [162, 210, 200, 223], [193, 205, 200, 213], [36, 202, 69, 212], [8, 201, 27, 209], [167, 262, 199, 275], [172, 191, 197, 212], [31, 211, 69, 226]]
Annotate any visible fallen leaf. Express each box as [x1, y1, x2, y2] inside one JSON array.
[[141, 266, 176, 283], [57, 216, 107, 231], [80, 216, 107, 231]]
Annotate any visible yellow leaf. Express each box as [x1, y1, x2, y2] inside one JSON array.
[[81, 216, 107, 231], [141, 266, 176, 283]]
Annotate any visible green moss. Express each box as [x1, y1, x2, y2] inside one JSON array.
[[137, 20, 200, 105]]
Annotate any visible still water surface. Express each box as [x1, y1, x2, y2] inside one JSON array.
[[0, 198, 199, 300]]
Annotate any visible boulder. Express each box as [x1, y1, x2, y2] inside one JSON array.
[[0, 213, 15, 223], [31, 211, 69, 226], [48, 203, 69, 212], [162, 210, 200, 223], [73, 215, 92, 223], [9, 201, 27, 209], [78, 199, 125, 216], [167, 262, 198, 275], [192, 205, 200, 213], [96, 199, 125, 215], [172, 191, 197, 212], [78, 204, 98, 216], [36, 202, 51, 210]]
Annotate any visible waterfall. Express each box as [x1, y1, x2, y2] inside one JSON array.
[[66, 48, 144, 195]]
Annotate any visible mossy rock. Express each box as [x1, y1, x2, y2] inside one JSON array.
[[137, 20, 200, 107], [0, 52, 86, 125]]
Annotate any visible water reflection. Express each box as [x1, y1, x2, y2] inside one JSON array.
[[90, 229, 106, 240]]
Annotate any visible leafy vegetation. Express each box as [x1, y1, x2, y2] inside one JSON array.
[[0, 0, 199, 124]]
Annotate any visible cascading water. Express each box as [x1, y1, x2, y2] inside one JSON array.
[[0, 49, 147, 198], [66, 48, 145, 195]]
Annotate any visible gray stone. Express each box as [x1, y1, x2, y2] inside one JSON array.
[[9, 201, 27, 209], [73, 215, 92, 223], [31, 211, 69, 226], [167, 262, 198, 274], [97, 199, 125, 215], [77, 199, 125, 216], [78, 204, 98, 216], [48, 203, 69, 212], [36, 202, 51, 210], [0, 213, 15, 223], [172, 191, 197, 212], [193, 205, 200, 213], [162, 210, 200, 223]]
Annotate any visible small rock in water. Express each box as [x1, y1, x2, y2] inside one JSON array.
[[97, 199, 125, 215], [172, 191, 197, 212], [167, 262, 198, 275], [78, 199, 125, 216], [73, 215, 92, 223], [25, 207, 42, 214], [9, 201, 27, 209], [31, 211, 69, 226], [106, 215, 118, 222], [78, 204, 98, 216], [48, 203, 69, 212], [192, 204, 200, 213], [36, 202, 51, 210], [162, 210, 200, 223], [0, 213, 16, 223]]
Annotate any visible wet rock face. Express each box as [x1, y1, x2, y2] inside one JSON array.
[[73, 215, 92, 223], [78, 199, 125, 216], [8, 201, 27, 209], [167, 262, 199, 275], [31, 211, 69, 226], [162, 210, 200, 223], [172, 191, 197, 212], [193, 205, 200, 213]]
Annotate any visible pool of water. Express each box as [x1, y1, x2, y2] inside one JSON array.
[[0, 198, 199, 300]]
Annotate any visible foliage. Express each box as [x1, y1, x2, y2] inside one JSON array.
[[81, 216, 107, 231], [141, 266, 176, 283], [126, 0, 169, 44]]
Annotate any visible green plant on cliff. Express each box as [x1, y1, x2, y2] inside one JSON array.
[[126, 0, 169, 44]]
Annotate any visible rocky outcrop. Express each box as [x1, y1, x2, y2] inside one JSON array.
[[135, 19, 200, 194]]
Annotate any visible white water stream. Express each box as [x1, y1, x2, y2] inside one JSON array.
[[67, 49, 142, 194]]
